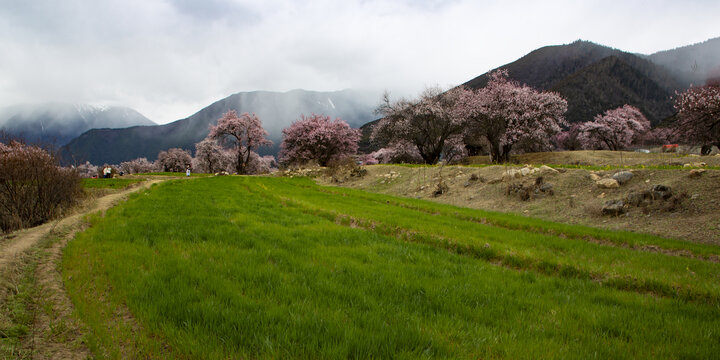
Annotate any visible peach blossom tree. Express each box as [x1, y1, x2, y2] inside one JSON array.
[[279, 114, 360, 166], [457, 70, 568, 163], [673, 84, 720, 154], [208, 110, 272, 174], [157, 148, 192, 172], [372, 87, 465, 164], [194, 138, 232, 173], [577, 105, 650, 150]]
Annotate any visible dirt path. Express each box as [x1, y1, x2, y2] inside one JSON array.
[[0, 180, 159, 272], [0, 179, 162, 359]]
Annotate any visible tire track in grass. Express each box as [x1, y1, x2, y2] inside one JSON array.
[[301, 205, 719, 305], [244, 181, 719, 306], [298, 182, 720, 263]]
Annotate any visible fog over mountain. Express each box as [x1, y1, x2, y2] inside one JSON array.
[[61, 89, 379, 165], [0, 103, 155, 146], [647, 37, 720, 87]]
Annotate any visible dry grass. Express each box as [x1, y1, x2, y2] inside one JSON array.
[[319, 153, 720, 245], [468, 149, 720, 167]]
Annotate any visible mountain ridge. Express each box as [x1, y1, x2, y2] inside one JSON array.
[[359, 37, 720, 153], [0, 103, 155, 147], [61, 89, 379, 165]]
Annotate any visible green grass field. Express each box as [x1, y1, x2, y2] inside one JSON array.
[[63, 176, 720, 359], [81, 178, 144, 189], [135, 172, 211, 177]]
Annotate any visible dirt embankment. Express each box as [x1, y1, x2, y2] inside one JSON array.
[[320, 152, 720, 245]]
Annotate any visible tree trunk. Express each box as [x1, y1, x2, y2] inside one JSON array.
[[701, 144, 712, 156], [236, 149, 245, 174], [489, 143, 512, 163]]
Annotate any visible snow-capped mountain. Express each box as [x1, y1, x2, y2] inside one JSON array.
[[0, 103, 155, 146]]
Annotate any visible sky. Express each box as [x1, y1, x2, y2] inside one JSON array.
[[0, 0, 718, 124]]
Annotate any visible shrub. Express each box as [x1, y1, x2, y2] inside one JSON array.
[[325, 157, 367, 183], [0, 141, 82, 232]]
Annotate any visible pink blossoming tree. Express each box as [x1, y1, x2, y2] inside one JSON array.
[[673, 83, 720, 154], [457, 70, 568, 163], [371, 140, 424, 164], [372, 87, 465, 164], [120, 157, 157, 174], [577, 104, 650, 151], [208, 111, 272, 174], [442, 135, 468, 164], [279, 114, 361, 166], [157, 148, 192, 172], [194, 138, 232, 174], [552, 123, 583, 151], [245, 153, 277, 174]]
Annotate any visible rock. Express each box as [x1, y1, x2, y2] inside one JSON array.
[[651, 185, 672, 200], [597, 192, 606, 199], [692, 162, 707, 167], [502, 169, 519, 181], [590, 173, 602, 181], [469, 173, 479, 181], [602, 200, 626, 216], [464, 181, 472, 187], [488, 178, 502, 185], [520, 167, 532, 176], [688, 169, 706, 178], [539, 165, 559, 173], [612, 171, 634, 185], [626, 190, 653, 207], [596, 178, 619, 189], [433, 181, 449, 197], [539, 183, 554, 194]]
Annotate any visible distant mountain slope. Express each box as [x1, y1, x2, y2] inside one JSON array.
[[648, 37, 720, 86], [462, 40, 686, 125], [0, 103, 155, 147], [550, 56, 676, 125], [61, 89, 378, 165], [360, 39, 715, 154]]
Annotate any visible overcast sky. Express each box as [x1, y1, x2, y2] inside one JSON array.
[[0, 0, 718, 124]]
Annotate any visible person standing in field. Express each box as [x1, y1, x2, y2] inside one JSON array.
[[186, 165, 191, 177]]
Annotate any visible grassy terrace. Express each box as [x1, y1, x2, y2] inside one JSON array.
[[63, 176, 720, 358]]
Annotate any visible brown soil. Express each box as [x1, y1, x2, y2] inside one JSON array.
[[0, 180, 161, 359], [319, 151, 720, 245]]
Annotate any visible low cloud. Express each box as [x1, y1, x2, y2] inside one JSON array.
[[0, 0, 718, 124]]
